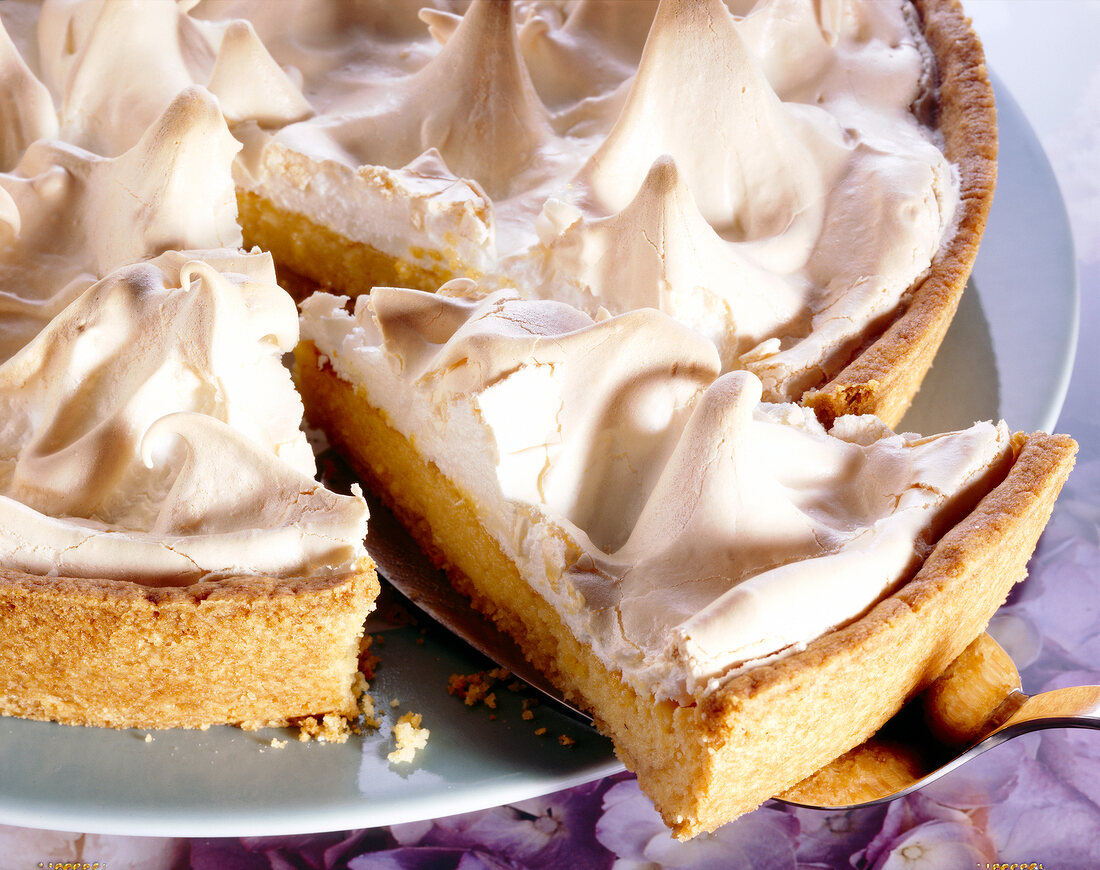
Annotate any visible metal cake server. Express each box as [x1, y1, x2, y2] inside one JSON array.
[[360, 484, 594, 724]]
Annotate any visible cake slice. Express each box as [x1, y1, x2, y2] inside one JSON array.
[[0, 249, 378, 729], [296, 283, 1075, 837]]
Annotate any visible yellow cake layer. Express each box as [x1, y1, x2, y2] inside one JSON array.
[[238, 189, 472, 301]]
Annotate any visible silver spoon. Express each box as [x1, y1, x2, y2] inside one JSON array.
[[354, 471, 1100, 810]]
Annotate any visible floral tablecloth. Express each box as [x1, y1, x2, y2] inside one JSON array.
[[4, 2, 1100, 867]]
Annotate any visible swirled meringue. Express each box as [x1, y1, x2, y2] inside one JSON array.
[[301, 285, 1009, 703], [0, 86, 240, 363], [0, 250, 367, 585]]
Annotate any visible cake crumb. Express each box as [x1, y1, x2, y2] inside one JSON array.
[[297, 713, 351, 744], [448, 670, 497, 707], [359, 692, 381, 730], [387, 711, 429, 763], [558, 734, 575, 747], [270, 738, 288, 749], [521, 709, 535, 721], [534, 726, 547, 736], [352, 671, 382, 730], [390, 698, 401, 708], [353, 670, 369, 697], [143, 733, 154, 743]]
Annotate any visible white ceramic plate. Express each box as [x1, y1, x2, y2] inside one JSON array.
[[0, 73, 1077, 838], [901, 73, 1078, 437]]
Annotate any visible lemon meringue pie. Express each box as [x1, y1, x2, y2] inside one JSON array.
[[296, 280, 1074, 836], [0, 0, 1078, 841]]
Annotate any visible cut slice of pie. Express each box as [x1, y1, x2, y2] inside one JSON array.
[[295, 283, 1074, 837]]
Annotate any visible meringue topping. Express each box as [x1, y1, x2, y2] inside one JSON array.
[[2, 0, 957, 399], [0, 250, 368, 585], [579, 0, 829, 240], [301, 285, 1010, 703], [204, 18, 314, 127], [283, 0, 556, 202], [216, 0, 957, 401], [0, 86, 241, 363], [510, 155, 807, 365], [34, 0, 310, 157], [0, 13, 57, 172]]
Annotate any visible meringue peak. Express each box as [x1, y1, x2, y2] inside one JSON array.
[[418, 7, 461, 45], [411, 0, 554, 198], [0, 15, 58, 172], [40, 0, 209, 156], [523, 154, 808, 365], [36, 0, 313, 156], [91, 86, 243, 273], [580, 0, 825, 241], [540, 154, 736, 310], [320, 0, 554, 200], [0, 86, 241, 363], [205, 18, 313, 127], [516, 0, 657, 110]]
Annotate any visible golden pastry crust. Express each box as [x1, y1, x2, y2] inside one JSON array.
[[804, 0, 997, 426], [296, 342, 1076, 838], [920, 629, 1022, 746], [0, 559, 379, 729], [779, 737, 926, 808]]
